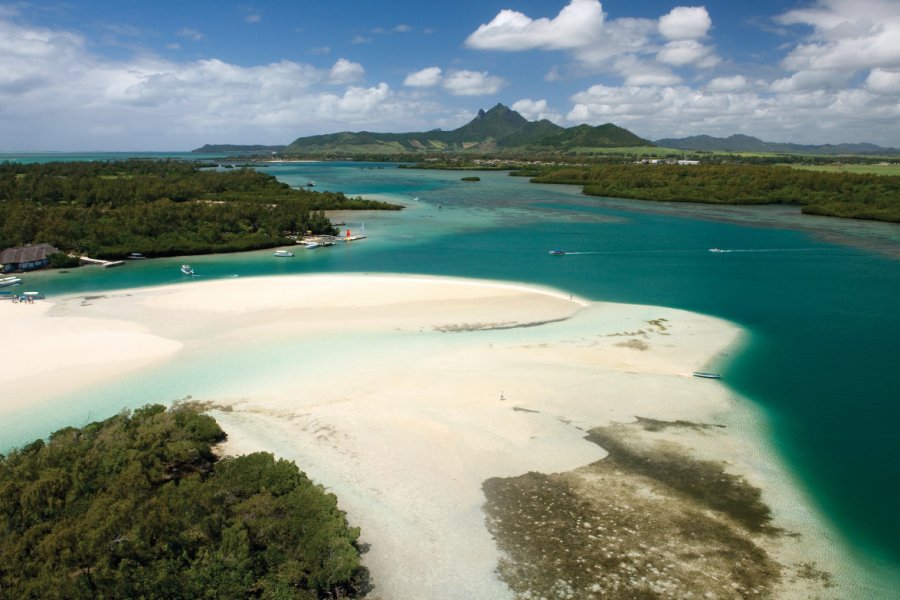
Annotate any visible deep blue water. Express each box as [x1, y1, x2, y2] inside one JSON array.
[[6, 159, 900, 591]]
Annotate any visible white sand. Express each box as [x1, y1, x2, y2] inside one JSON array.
[[0, 274, 843, 599]]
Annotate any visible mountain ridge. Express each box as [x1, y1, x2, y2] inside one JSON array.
[[192, 104, 652, 155], [654, 133, 900, 156]]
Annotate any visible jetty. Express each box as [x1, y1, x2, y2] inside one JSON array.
[[78, 256, 125, 268]]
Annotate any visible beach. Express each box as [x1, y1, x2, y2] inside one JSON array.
[[1, 274, 845, 599]]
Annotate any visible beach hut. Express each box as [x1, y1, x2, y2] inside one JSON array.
[[0, 243, 61, 273]]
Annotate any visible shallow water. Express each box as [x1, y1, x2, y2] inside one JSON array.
[[5, 160, 900, 594]]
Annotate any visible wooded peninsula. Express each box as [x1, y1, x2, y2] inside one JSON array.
[[528, 164, 900, 223], [0, 160, 399, 260], [0, 404, 369, 598]]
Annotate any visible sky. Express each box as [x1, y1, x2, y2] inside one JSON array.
[[3, 0, 900, 150]]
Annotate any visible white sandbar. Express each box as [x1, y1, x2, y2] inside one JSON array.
[[0, 274, 840, 599]]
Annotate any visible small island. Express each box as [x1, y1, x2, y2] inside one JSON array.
[[461, 176, 480, 182]]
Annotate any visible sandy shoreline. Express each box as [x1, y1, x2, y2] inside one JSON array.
[[1, 274, 847, 598]]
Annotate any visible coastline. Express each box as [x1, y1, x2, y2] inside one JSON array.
[[1, 274, 851, 598]]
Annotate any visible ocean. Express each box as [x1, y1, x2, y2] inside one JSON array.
[[4, 158, 900, 594]]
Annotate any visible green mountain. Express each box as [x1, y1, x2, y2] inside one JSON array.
[[280, 103, 650, 155], [655, 134, 899, 156]]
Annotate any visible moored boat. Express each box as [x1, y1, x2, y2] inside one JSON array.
[[127, 252, 146, 260], [0, 276, 23, 287], [692, 371, 721, 379], [273, 250, 294, 257], [181, 264, 194, 276], [305, 242, 320, 250]]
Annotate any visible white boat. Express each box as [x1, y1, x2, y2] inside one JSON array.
[[181, 264, 194, 275], [21, 291, 45, 299], [306, 180, 315, 187], [305, 242, 320, 249], [127, 252, 146, 260], [273, 250, 294, 257], [0, 276, 22, 287]]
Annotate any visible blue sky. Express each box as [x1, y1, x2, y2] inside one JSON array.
[[3, 0, 900, 150]]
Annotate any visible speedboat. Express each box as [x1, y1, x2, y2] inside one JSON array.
[[709, 248, 726, 253], [0, 276, 22, 287], [306, 181, 315, 187], [273, 250, 294, 257], [305, 242, 320, 249], [181, 264, 194, 275], [549, 249, 566, 256]]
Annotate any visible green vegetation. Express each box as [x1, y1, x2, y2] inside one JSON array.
[[281, 104, 651, 156], [460, 176, 480, 182], [531, 164, 900, 223], [0, 159, 399, 259], [787, 163, 900, 176], [0, 404, 368, 599]]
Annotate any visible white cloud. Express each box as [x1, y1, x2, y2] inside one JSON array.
[[393, 24, 412, 33], [465, 1, 716, 81], [656, 40, 718, 67], [328, 58, 365, 84], [658, 6, 711, 40], [613, 55, 681, 87], [245, 14, 261, 24], [404, 67, 442, 87], [770, 69, 848, 92], [706, 75, 748, 92], [351, 35, 371, 44], [465, 0, 604, 51], [511, 98, 562, 123], [442, 70, 505, 96], [177, 28, 205, 42], [0, 17, 429, 150], [778, 0, 900, 73], [866, 68, 900, 94], [308, 45, 331, 56]]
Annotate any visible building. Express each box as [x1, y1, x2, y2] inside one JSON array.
[[0, 243, 62, 273]]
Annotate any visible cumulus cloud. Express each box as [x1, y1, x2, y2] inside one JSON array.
[[328, 58, 365, 84], [656, 39, 718, 68], [511, 98, 562, 123], [442, 70, 505, 96], [706, 75, 748, 92], [245, 14, 261, 24], [465, 0, 605, 51], [566, 80, 900, 145], [0, 17, 429, 150], [404, 66, 442, 87], [466, 1, 717, 82], [866, 68, 900, 94], [777, 0, 900, 73], [658, 6, 711, 40]]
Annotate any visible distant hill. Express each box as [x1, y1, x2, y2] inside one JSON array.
[[193, 144, 287, 154], [281, 103, 651, 155], [655, 134, 900, 156]]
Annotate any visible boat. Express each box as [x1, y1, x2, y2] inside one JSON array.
[[709, 248, 726, 253], [0, 276, 22, 287], [305, 242, 320, 250], [21, 291, 45, 300], [692, 372, 721, 379], [181, 264, 194, 276], [273, 250, 294, 257], [549, 249, 566, 256], [102, 260, 125, 268], [306, 180, 315, 187], [127, 252, 146, 260]]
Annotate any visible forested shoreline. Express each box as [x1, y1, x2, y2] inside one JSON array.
[[530, 164, 900, 223], [0, 404, 369, 598], [0, 160, 400, 259]]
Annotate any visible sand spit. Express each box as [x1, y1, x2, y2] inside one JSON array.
[[1, 274, 844, 599]]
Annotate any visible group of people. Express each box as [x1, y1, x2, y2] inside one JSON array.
[[11, 294, 35, 304]]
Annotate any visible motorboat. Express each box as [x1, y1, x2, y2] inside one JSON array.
[[127, 252, 146, 260], [181, 264, 195, 276], [305, 242, 320, 249], [0, 276, 22, 287], [692, 372, 721, 379], [273, 250, 294, 257], [549, 249, 566, 256]]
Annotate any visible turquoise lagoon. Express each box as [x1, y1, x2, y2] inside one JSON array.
[[5, 160, 900, 595]]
